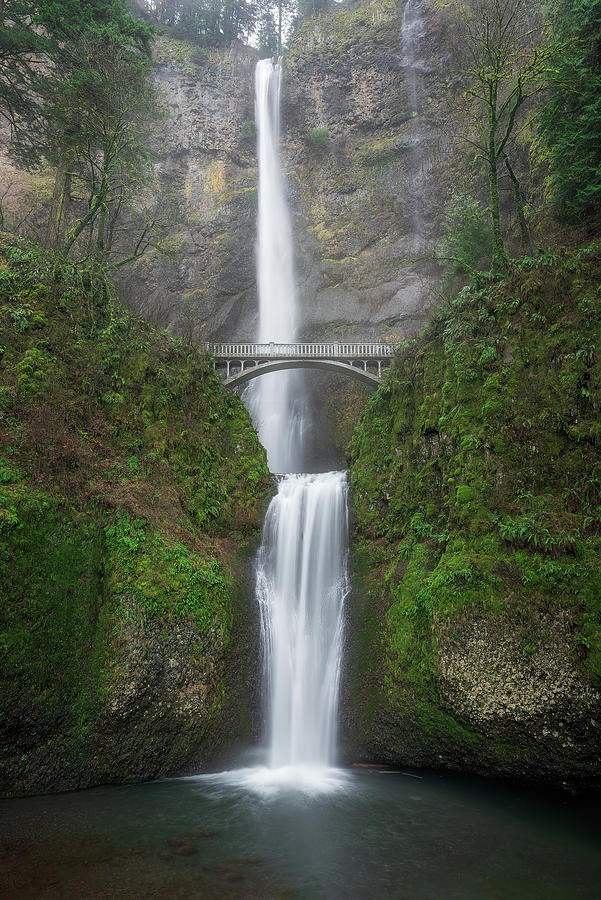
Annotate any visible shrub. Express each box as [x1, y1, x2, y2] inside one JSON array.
[[241, 119, 255, 140], [190, 47, 209, 67], [440, 194, 492, 276], [309, 127, 329, 149]]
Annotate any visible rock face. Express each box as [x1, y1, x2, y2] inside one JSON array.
[[0, 236, 272, 796], [114, 38, 260, 341], [283, 0, 455, 341], [0, 1, 511, 347], [345, 244, 601, 790], [117, 1, 464, 344]]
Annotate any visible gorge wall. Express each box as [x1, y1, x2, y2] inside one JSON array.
[[118, 0, 468, 344], [0, 0, 524, 344], [0, 237, 272, 797], [344, 244, 601, 790]]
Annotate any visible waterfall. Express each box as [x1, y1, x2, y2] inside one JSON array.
[[401, 0, 423, 116], [238, 60, 349, 784], [257, 473, 349, 770], [401, 0, 427, 248], [244, 58, 307, 474]]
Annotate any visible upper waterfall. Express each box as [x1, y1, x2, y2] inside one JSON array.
[[244, 59, 307, 473], [255, 59, 297, 343]]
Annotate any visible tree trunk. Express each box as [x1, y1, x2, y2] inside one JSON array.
[[45, 155, 71, 249], [487, 121, 509, 274], [503, 153, 531, 249], [61, 191, 104, 257], [96, 203, 106, 255]]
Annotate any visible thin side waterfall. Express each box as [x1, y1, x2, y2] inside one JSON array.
[[401, 0, 426, 246], [244, 58, 307, 474]]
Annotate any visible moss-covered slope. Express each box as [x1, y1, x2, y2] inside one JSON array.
[[346, 243, 601, 789], [0, 236, 271, 797]]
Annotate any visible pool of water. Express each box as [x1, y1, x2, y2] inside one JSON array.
[[1, 765, 599, 898]]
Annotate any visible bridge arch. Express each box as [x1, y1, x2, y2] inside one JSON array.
[[224, 358, 382, 387]]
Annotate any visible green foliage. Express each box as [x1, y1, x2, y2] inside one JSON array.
[[0, 234, 272, 791], [296, 0, 330, 25], [349, 241, 601, 727], [440, 194, 492, 276], [104, 511, 230, 630], [142, 0, 261, 47], [0, 490, 108, 736], [538, 0, 601, 223], [449, 0, 552, 271], [241, 119, 256, 140], [8, 305, 32, 332], [3, 1, 158, 262], [189, 46, 210, 66], [309, 127, 330, 149]]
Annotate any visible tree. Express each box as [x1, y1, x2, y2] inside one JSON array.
[[0, 1, 51, 130], [3, 1, 157, 261], [49, 34, 157, 260], [257, 7, 278, 58], [137, 0, 261, 46], [452, 0, 554, 272], [441, 193, 492, 277], [538, 0, 601, 225]]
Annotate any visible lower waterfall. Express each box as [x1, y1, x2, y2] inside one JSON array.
[[257, 472, 349, 770]]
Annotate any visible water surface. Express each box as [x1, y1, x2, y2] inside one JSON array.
[[2, 767, 599, 898]]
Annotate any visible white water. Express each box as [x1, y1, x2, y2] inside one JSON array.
[[233, 60, 349, 792], [257, 473, 349, 770], [244, 58, 307, 474]]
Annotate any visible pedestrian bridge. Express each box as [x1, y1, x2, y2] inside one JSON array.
[[204, 342, 395, 386]]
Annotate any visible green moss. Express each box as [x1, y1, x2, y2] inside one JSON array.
[[0, 490, 108, 738], [0, 234, 272, 794], [348, 242, 601, 778]]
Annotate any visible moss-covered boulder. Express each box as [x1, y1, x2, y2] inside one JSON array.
[[345, 243, 601, 790], [0, 236, 272, 797]]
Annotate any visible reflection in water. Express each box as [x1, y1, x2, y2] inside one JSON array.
[[1, 769, 600, 899]]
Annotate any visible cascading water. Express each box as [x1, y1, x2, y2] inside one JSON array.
[[401, 0, 427, 248], [241, 59, 349, 786], [257, 473, 349, 770], [244, 58, 307, 474]]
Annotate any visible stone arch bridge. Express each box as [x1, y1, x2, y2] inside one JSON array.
[[204, 342, 395, 387]]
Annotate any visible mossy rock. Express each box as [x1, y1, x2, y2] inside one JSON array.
[[345, 242, 601, 791]]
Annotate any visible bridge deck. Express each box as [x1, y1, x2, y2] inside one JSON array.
[[205, 341, 395, 387], [205, 342, 395, 359]]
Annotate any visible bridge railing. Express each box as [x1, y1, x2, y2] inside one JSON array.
[[204, 342, 396, 358]]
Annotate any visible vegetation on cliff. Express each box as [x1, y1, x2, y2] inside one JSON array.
[[346, 243, 601, 787], [538, 0, 601, 223], [0, 235, 271, 796]]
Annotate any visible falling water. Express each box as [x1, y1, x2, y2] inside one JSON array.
[[244, 58, 307, 474], [257, 473, 349, 770], [401, 0, 427, 247], [239, 59, 349, 784], [401, 0, 424, 116]]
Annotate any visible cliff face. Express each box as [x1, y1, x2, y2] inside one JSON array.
[[0, 236, 272, 797], [0, 3, 466, 347], [345, 243, 601, 789], [283, 0, 456, 340], [125, 2, 453, 344], [114, 38, 260, 342]]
